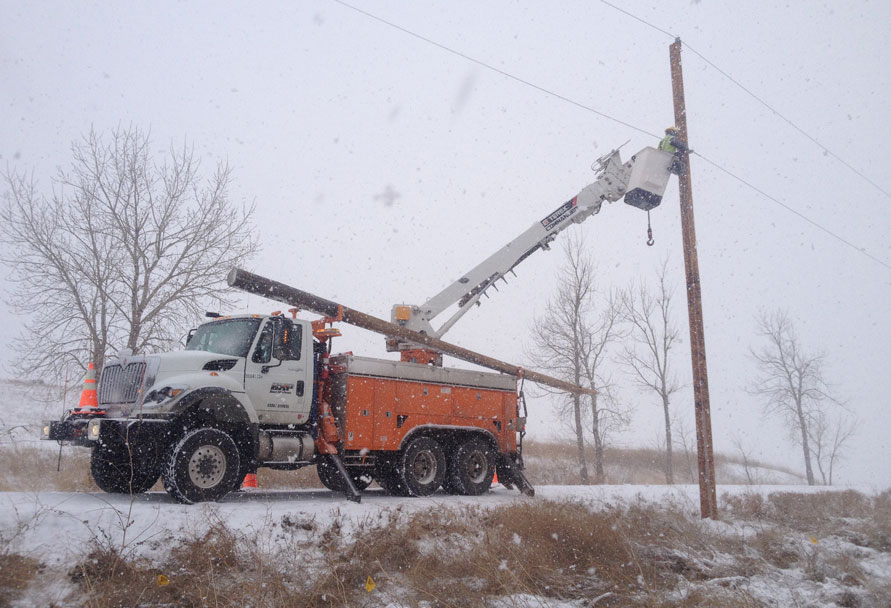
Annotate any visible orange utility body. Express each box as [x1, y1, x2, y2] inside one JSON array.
[[322, 354, 519, 458]]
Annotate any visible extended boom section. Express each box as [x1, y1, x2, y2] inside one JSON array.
[[227, 268, 595, 397], [388, 146, 672, 353]]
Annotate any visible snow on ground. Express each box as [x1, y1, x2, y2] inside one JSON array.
[[2, 484, 890, 607], [0, 483, 875, 567]]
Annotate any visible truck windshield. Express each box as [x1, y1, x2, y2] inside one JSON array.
[[185, 318, 261, 358]]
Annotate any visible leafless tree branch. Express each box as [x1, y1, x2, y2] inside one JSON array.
[[527, 234, 629, 483], [1, 126, 259, 380], [618, 258, 681, 484], [748, 309, 851, 485]]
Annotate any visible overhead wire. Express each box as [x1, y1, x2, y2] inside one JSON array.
[[329, 0, 890, 272], [331, 0, 658, 138], [692, 151, 891, 272], [596, 0, 675, 38], [595, 0, 891, 201]]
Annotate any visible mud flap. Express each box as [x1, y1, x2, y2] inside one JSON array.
[[328, 453, 361, 503], [497, 454, 535, 497]]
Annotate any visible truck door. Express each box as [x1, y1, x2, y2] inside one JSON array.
[[244, 318, 312, 425]]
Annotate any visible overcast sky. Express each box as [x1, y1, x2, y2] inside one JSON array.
[[2, 1, 889, 487]]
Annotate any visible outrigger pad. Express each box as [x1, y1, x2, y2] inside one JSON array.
[[497, 454, 536, 497]]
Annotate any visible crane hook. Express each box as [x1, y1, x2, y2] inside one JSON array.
[[646, 211, 655, 246]]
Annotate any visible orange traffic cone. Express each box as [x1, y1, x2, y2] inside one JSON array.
[[242, 473, 258, 490], [492, 470, 499, 485], [72, 363, 102, 415]]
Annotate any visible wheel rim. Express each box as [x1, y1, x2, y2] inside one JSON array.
[[411, 450, 437, 485], [466, 450, 488, 484], [188, 444, 227, 489]]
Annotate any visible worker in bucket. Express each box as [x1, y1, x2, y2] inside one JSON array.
[[658, 126, 689, 175]]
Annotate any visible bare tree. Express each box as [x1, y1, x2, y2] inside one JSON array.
[[579, 289, 627, 484], [808, 408, 856, 486], [620, 260, 681, 484], [749, 310, 850, 486], [529, 235, 626, 483], [730, 435, 760, 485], [1, 126, 258, 380], [675, 416, 698, 484]]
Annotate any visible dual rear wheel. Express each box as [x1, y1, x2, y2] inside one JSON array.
[[375, 435, 496, 497]]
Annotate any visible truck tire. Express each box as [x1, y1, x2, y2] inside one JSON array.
[[162, 428, 241, 504], [316, 457, 372, 493], [374, 455, 409, 496], [90, 437, 161, 495], [447, 438, 496, 496], [388, 436, 446, 497]]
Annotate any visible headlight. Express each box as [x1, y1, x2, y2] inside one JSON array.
[[88, 420, 101, 440], [143, 385, 189, 406]]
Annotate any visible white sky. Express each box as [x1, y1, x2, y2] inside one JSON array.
[[1, 1, 889, 486]]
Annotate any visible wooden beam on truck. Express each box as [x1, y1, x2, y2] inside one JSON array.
[[227, 268, 596, 397]]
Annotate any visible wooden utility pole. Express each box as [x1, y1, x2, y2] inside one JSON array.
[[669, 38, 718, 519]]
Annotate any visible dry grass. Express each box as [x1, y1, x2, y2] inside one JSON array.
[[0, 444, 97, 492], [304, 498, 743, 606], [0, 553, 41, 608], [522, 440, 804, 486], [256, 466, 324, 489], [63, 499, 712, 607], [68, 518, 304, 608], [722, 489, 874, 533]]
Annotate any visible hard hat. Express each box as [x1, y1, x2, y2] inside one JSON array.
[[665, 126, 678, 134]]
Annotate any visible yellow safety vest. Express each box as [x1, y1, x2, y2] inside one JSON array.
[[658, 135, 677, 154]]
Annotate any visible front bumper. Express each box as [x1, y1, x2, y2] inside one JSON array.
[[41, 417, 100, 446], [41, 416, 170, 447]]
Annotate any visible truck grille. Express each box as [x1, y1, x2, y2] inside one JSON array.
[[99, 362, 147, 405]]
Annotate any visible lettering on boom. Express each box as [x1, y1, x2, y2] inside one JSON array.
[[540, 197, 578, 231]]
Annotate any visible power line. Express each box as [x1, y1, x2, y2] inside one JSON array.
[[693, 151, 891, 271], [329, 0, 890, 273], [331, 0, 658, 139], [681, 43, 891, 200], [597, 0, 675, 39], [594, 0, 891, 201]]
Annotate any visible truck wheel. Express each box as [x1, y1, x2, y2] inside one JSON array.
[[399, 436, 446, 497], [374, 456, 409, 496], [316, 457, 372, 492], [447, 438, 496, 496], [162, 428, 241, 504], [90, 437, 161, 495]]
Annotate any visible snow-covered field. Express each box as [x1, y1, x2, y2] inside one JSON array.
[[1, 483, 836, 565], [2, 484, 890, 607]]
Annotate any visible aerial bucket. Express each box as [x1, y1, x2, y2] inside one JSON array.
[[624, 147, 673, 211]]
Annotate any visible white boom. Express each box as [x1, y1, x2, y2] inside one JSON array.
[[388, 146, 673, 353]]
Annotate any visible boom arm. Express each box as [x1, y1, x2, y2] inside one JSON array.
[[389, 146, 672, 349]]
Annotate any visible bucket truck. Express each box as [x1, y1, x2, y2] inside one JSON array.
[[41, 145, 672, 504]]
